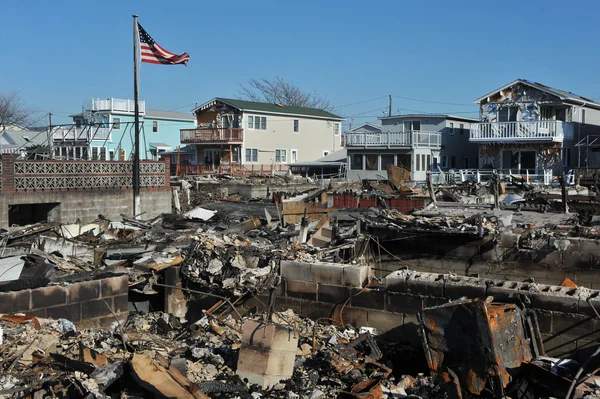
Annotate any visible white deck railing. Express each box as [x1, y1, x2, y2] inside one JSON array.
[[52, 125, 112, 141], [88, 98, 145, 114], [470, 121, 574, 142], [345, 130, 441, 148]]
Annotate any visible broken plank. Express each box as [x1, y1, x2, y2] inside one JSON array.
[[155, 353, 211, 399], [129, 353, 197, 399]]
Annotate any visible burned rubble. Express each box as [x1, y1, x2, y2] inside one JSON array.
[[3, 175, 600, 398]]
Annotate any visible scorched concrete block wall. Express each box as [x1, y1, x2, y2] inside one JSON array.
[[0, 189, 171, 228], [0, 274, 129, 328]]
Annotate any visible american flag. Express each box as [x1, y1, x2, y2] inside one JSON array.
[[138, 23, 189, 65]]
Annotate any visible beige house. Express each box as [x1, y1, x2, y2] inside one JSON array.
[[180, 98, 343, 169]]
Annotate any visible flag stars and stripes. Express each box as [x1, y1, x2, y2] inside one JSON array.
[[138, 23, 189, 66]]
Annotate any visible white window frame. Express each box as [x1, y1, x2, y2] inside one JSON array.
[[334, 122, 341, 135], [441, 155, 448, 168], [245, 148, 259, 163], [323, 150, 330, 157], [449, 122, 455, 135], [293, 119, 299, 133], [248, 115, 267, 131], [275, 149, 287, 163], [290, 149, 298, 163], [113, 117, 121, 130], [152, 120, 159, 133]]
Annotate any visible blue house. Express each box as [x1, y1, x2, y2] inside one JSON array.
[[69, 98, 195, 160]]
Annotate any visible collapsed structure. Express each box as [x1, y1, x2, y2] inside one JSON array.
[[3, 167, 600, 398]]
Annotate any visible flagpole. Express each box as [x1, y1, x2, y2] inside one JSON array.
[[132, 14, 141, 218]]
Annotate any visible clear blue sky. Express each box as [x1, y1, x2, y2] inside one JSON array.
[[2, 0, 600, 128]]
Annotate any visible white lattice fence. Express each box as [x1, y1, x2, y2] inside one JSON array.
[[13, 161, 165, 190]]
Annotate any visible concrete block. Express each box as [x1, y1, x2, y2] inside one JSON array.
[[300, 300, 333, 321], [405, 274, 444, 297], [273, 297, 302, 315], [383, 271, 406, 293], [333, 306, 368, 327], [0, 290, 31, 313], [112, 294, 129, 313], [68, 280, 101, 303], [82, 299, 114, 320], [285, 280, 318, 301], [280, 260, 313, 283], [387, 292, 424, 314], [343, 265, 369, 287], [311, 263, 344, 286], [444, 276, 486, 300], [350, 287, 386, 310], [101, 275, 129, 297], [236, 319, 298, 389], [317, 284, 351, 305], [47, 303, 81, 322], [31, 286, 67, 309]]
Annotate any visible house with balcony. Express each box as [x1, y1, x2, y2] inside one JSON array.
[[65, 98, 195, 160], [345, 114, 478, 181], [180, 98, 343, 170], [471, 79, 600, 173]]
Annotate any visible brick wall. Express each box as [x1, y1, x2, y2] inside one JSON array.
[[0, 274, 129, 329], [237, 261, 600, 360]]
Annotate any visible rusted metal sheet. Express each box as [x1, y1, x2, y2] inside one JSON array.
[[419, 299, 541, 397]]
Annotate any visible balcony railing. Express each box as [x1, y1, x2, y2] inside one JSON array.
[[52, 125, 112, 141], [344, 130, 441, 148], [180, 128, 243, 144], [470, 121, 574, 142], [88, 98, 145, 114]]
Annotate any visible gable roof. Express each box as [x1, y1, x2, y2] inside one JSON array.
[[348, 122, 382, 133], [194, 97, 343, 120], [1, 130, 48, 151], [145, 109, 195, 121], [474, 79, 600, 109]]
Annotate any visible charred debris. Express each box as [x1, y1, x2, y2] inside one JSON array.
[[2, 170, 600, 398]]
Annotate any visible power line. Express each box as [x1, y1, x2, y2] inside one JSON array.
[[336, 96, 388, 108], [392, 94, 476, 107]]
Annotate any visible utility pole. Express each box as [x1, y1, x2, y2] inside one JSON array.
[[133, 14, 141, 218], [48, 112, 53, 159], [388, 95, 392, 117]]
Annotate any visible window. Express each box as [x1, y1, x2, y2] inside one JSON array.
[[562, 148, 571, 167], [291, 149, 298, 163], [433, 157, 438, 169], [152, 120, 159, 133], [109, 150, 115, 161], [464, 157, 469, 169], [100, 147, 106, 161], [441, 155, 448, 168], [91, 147, 99, 160], [499, 107, 518, 122], [403, 121, 421, 131], [334, 122, 341, 135], [75, 147, 81, 160], [350, 154, 363, 170], [582, 109, 586, 125], [113, 117, 121, 130], [365, 154, 378, 171], [248, 115, 267, 130], [294, 120, 299, 133], [323, 151, 330, 157], [426, 155, 431, 171], [421, 154, 426, 171], [459, 123, 464, 135], [232, 147, 239, 163], [397, 154, 410, 168], [245, 148, 259, 162], [381, 154, 394, 170], [449, 122, 454, 135], [450, 156, 456, 168], [275, 149, 287, 163]]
